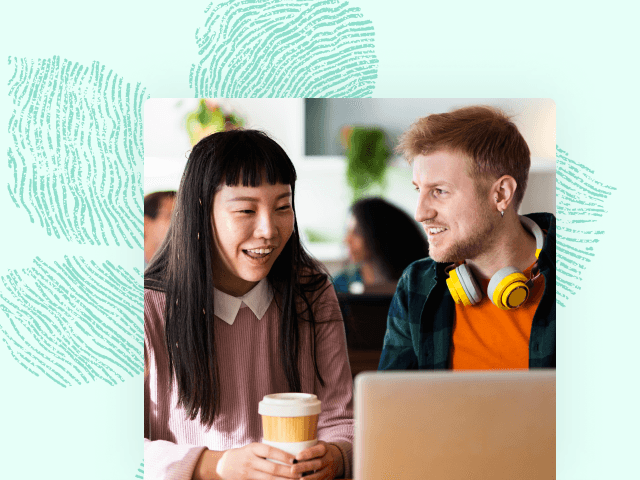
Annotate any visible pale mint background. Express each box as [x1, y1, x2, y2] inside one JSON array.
[[1, 1, 637, 478]]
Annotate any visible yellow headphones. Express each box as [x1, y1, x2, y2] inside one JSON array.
[[445, 216, 544, 310]]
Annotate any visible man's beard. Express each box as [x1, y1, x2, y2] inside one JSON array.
[[427, 209, 498, 264]]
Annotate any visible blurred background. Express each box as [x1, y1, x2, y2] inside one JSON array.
[[144, 98, 555, 275]]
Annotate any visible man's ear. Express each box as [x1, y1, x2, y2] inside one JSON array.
[[491, 175, 518, 213]]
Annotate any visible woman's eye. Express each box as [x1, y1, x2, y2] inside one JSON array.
[[277, 204, 292, 211], [238, 209, 254, 214]]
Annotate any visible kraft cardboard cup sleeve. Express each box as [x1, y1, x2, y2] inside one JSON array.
[[259, 393, 321, 461]]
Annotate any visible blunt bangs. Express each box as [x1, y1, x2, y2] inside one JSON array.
[[218, 130, 297, 188]]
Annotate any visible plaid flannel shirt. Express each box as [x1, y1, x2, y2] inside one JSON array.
[[378, 212, 556, 370]]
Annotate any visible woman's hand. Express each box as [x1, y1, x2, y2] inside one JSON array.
[[290, 441, 343, 480], [214, 443, 302, 480]]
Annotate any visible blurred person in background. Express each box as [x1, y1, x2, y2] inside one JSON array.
[[144, 191, 176, 266], [333, 197, 429, 295]]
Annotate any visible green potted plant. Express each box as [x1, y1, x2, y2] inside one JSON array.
[[185, 99, 245, 145], [341, 126, 391, 201]]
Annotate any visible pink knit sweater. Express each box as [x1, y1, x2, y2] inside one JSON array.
[[144, 284, 354, 480]]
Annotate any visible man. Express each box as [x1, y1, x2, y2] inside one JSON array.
[[144, 191, 176, 266], [378, 106, 555, 370]]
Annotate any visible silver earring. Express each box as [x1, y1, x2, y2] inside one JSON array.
[[500, 210, 504, 217]]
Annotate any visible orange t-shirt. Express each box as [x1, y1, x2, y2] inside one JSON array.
[[451, 262, 545, 370]]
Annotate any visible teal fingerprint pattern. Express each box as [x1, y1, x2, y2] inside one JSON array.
[[556, 146, 616, 307], [190, 0, 378, 97], [134, 461, 144, 479], [0, 256, 143, 387], [7, 56, 147, 248]]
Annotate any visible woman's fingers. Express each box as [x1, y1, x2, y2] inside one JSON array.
[[293, 441, 342, 480], [249, 443, 306, 479], [291, 457, 325, 476], [291, 442, 335, 479], [217, 443, 302, 480], [295, 468, 331, 480], [294, 442, 327, 463], [250, 443, 296, 465], [253, 458, 302, 479]]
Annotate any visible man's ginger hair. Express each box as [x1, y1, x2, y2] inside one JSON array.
[[397, 105, 531, 209]]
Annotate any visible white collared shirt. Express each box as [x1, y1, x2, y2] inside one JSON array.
[[213, 278, 274, 325]]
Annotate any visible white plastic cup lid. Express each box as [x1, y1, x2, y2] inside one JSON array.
[[258, 393, 321, 417]]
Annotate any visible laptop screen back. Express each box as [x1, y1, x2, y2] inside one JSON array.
[[354, 370, 555, 480]]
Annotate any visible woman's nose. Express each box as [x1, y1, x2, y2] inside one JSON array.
[[255, 212, 278, 239]]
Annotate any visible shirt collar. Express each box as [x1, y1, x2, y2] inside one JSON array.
[[213, 278, 274, 325]]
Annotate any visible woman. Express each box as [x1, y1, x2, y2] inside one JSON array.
[[144, 130, 353, 480], [333, 197, 429, 294]]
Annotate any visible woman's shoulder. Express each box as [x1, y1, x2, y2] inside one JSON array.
[[297, 274, 341, 324], [144, 288, 166, 305], [295, 267, 331, 294], [143, 289, 168, 360], [297, 265, 330, 283], [144, 289, 166, 328], [292, 267, 330, 295]]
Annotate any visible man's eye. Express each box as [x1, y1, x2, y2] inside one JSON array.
[[434, 189, 445, 196]]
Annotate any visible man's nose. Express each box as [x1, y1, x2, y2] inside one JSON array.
[[415, 194, 436, 223]]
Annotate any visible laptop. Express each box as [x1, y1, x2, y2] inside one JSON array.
[[354, 370, 555, 480]]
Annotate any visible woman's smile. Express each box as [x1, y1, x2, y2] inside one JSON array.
[[243, 246, 277, 260]]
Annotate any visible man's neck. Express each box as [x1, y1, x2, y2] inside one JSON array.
[[465, 214, 539, 281]]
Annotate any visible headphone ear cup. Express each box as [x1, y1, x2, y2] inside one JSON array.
[[488, 266, 529, 310], [447, 268, 472, 305], [456, 264, 482, 305], [446, 276, 463, 304], [447, 264, 482, 306]]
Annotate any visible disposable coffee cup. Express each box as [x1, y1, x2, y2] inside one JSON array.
[[259, 393, 321, 462]]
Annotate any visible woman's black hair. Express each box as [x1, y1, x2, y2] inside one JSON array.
[[145, 129, 329, 428], [351, 197, 429, 281]]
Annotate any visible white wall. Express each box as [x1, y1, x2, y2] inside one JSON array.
[[144, 98, 305, 194], [144, 98, 304, 161]]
